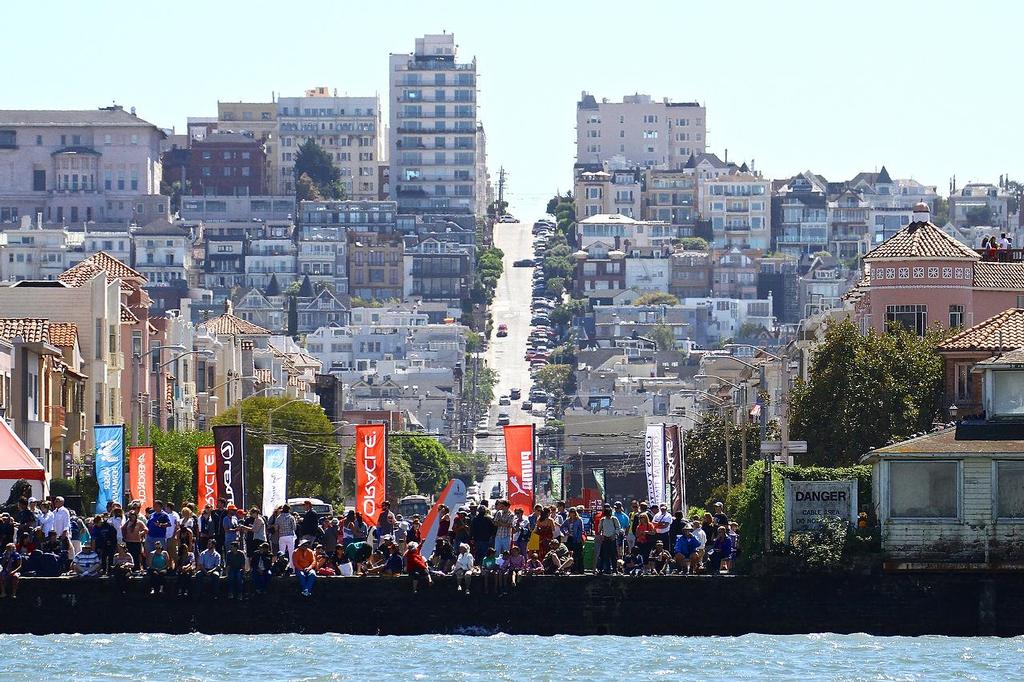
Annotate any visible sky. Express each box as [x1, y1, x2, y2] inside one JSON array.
[[5, 1, 1022, 218]]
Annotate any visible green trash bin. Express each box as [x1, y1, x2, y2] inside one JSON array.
[[582, 539, 596, 572]]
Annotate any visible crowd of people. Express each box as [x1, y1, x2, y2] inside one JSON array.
[[980, 233, 1016, 261], [0, 492, 739, 600]]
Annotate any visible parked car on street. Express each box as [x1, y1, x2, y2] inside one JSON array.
[[496, 323, 508, 337], [513, 259, 535, 267], [498, 395, 511, 406], [496, 412, 510, 426]]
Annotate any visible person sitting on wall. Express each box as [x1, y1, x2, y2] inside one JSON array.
[[70, 541, 101, 577], [196, 539, 222, 599], [292, 539, 317, 597], [404, 541, 431, 594], [706, 526, 734, 574], [673, 526, 701, 575], [543, 538, 573, 575]]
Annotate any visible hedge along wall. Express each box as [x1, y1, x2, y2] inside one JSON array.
[[728, 462, 873, 570]]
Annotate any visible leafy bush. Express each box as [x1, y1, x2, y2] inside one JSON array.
[[788, 515, 850, 569]]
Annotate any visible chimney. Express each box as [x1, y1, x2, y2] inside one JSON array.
[[912, 202, 931, 224]]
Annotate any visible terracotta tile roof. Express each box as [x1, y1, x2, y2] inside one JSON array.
[[864, 221, 980, 261], [120, 304, 139, 324], [0, 318, 49, 344], [973, 262, 1024, 289], [59, 252, 147, 288], [937, 308, 1024, 353], [48, 323, 78, 348], [201, 313, 271, 337]]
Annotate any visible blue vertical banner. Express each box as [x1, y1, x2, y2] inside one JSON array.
[[94, 424, 125, 512]]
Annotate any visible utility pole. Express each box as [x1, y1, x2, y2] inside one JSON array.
[[740, 384, 748, 481], [496, 167, 507, 215]]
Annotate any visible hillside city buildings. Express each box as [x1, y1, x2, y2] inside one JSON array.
[[0, 35, 1021, 514]]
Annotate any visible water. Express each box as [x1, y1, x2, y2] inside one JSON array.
[[2, 633, 1022, 680]]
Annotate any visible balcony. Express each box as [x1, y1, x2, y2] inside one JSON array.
[[724, 224, 751, 232], [107, 352, 124, 370]]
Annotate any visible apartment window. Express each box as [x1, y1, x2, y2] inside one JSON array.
[[954, 363, 972, 402], [95, 319, 104, 359], [33, 170, 46, 191], [996, 461, 1024, 518], [130, 170, 138, 190], [885, 304, 927, 335], [949, 305, 964, 328], [0, 130, 17, 148], [888, 461, 958, 519]]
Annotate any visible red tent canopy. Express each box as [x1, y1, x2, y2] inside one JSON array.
[[0, 418, 45, 481]]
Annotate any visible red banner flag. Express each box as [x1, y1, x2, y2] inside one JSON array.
[[197, 446, 219, 511], [128, 446, 154, 510], [503, 424, 535, 514], [355, 423, 387, 519]]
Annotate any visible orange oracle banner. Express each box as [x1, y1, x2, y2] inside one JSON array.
[[355, 423, 387, 519], [503, 424, 535, 514], [128, 446, 155, 510], [197, 446, 219, 511]]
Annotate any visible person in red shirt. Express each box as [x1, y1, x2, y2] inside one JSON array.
[[404, 541, 431, 593]]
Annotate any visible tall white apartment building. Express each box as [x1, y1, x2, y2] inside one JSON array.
[[277, 88, 383, 200], [389, 34, 481, 215], [576, 92, 707, 169]]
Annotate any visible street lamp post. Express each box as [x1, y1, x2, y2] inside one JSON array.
[[133, 344, 186, 446]]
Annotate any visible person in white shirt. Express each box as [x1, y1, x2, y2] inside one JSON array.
[[452, 543, 475, 594], [166, 503, 181, 543], [652, 504, 673, 547], [109, 506, 124, 543], [51, 497, 72, 540], [36, 502, 55, 536], [691, 520, 707, 568]]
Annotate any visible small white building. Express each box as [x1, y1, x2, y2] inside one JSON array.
[[864, 349, 1024, 563]]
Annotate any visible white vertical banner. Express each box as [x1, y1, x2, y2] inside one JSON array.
[[262, 444, 288, 516], [644, 424, 666, 505]]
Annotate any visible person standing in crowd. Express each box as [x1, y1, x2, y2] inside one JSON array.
[[225, 541, 246, 600], [300, 501, 320, 543], [512, 508, 529, 555], [562, 507, 584, 574], [145, 501, 170, 556], [1, 543, 22, 599], [596, 505, 621, 574], [146, 541, 169, 595], [534, 508, 555, 558], [93, 515, 117, 574], [407, 517, 422, 546], [451, 509, 471, 549], [612, 502, 630, 557], [122, 511, 146, 571], [111, 543, 134, 594], [51, 497, 71, 546], [196, 539, 222, 599], [492, 500, 514, 556], [452, 542, 475, 594], [436, 505, 450, 544], [0, 514, 14, 551], [222, 505, 240, 550], [164, 499, 181, 569], [198, 507, 216, 553], [394, 514, 408, 552], [35, 501, 54, 537], [322, 517, 339, 558], [292, 540, 316, 597], [470, 505, 495, 562], [634, 512, 656, 560], [669, 511, 687, 552], [275, 504, 297, 564], [652, 504, 673, 550], [375, 501, 396, 543], [712, 502, 729, 527]]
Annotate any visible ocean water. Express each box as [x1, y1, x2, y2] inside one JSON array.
[[2, 632, 1021, 680]]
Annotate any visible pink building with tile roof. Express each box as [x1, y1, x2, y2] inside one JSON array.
[[850, 203, 1024, 334]]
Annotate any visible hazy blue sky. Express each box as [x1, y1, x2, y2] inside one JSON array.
[[5, 1, 1021, 217]]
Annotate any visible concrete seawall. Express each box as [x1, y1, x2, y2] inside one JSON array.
[[6, 574, 1023, 636]]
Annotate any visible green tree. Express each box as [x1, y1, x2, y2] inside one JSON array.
[[293, 139, 344, 200], [549, 298, 587, 327], [966, 204, 993, 227], [159, 179, 191, 214], [650, 324, 677, 351], [677, 237, 709, 251], [634, 291, 679, 306], [789, 318, 946, 466], [932, 197, 949, 225], [391, 434, 460, 495], [534, 364, 572, 398], [545, 277, 566, 298], [295, 172, 324, 202], [683, 413, 779, 508], [145, 428, 214, 505], [211, 396, 341, 503]]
